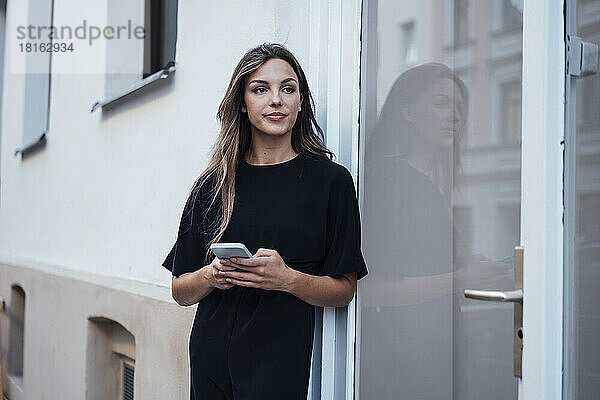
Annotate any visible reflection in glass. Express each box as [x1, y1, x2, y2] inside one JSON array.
[[569, 0, 600, 397], [357, 1, 522, 399]]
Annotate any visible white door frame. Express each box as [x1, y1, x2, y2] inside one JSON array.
[[322, 0, 363, 397], [520, 0, 564, 399], [307, 0, 363, 399]]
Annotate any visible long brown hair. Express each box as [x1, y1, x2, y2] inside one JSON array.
[[366, 62, 469, 196], [191, 43, 333, 263]]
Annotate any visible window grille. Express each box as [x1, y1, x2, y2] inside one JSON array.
[[122, 362, 134, 400]]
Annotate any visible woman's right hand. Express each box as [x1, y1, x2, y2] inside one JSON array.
[[204, 257, 236, 290]]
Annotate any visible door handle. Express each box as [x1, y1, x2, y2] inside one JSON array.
[[464, 289, 523, 303], [463, 246, 524, 378]]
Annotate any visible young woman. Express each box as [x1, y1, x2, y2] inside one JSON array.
[[162, 43, 368, 400]]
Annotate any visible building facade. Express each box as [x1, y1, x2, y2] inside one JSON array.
[[0, 0, 598, 399]]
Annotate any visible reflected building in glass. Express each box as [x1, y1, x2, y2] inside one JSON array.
[[357, 1, 524, 398], [567, 0, 600, 397]]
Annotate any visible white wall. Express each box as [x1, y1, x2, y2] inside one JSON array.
[[0, 0, 318, 287]]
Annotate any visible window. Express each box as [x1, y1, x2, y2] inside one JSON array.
[[401, 21, 417, 67], [8, 285, 25, 388], [101, 0, 178, 106], [122, 360, 135, 400], [143, 0, 178, 78], [500, 80, 522, 144], [86, 317, 136, 400], [501, 0, 522, 31], [454, 0, 470, 45]]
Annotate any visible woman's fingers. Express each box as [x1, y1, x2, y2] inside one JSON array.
[[209, 263, 236, 289], [212, 258, 239, 271], [221, 269, 261, 283], [225, 277, 258, 288], [214, 273, 234, 289], [227, 257, 265, 268], [216, 264, 238, 271], [217, 282, 234, 289], [220, 258, 262, 271], [254, 248, 274, 257]]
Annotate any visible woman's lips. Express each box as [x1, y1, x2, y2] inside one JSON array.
[[265, 114, 287, 120]]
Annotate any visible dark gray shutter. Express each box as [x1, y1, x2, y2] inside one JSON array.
[[0, 0, 7, 168], [22, 0, 53, 150], [105, 0, 145, 98]]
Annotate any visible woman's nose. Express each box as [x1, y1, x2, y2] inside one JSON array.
[[452, 104, 462, 122], [270, 90, 282, 106]]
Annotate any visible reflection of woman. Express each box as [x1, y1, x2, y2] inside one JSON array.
[[161, 43, 368, 400], [359, 63, 468, 399]]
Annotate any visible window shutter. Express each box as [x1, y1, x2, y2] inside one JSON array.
[[22, 0, 52, 150]]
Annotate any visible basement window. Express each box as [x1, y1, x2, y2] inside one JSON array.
[[122, 359, 135, 400], [86, 317, 136, 399], [7, 285, 26, 389]]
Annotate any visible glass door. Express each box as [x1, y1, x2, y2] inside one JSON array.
[[564, 0, 600, 398], [356, 1, 523, 398]]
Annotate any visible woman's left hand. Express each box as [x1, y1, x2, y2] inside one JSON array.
[[219, 248, 296, 292]]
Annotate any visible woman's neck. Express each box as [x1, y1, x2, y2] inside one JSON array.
[[245, 130, 297, 165], [406, 137, 436, 175], [406, 137, 451, 195]]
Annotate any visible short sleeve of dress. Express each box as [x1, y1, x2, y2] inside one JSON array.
[[161, 185, 207, 278], [321, 167, 368, 280]]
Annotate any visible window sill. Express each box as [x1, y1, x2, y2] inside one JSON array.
[[90, 61, 176, 113], [7, 373, 24, 391], [14, 133, 47, 160]]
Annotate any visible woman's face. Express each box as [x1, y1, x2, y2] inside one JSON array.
[[242, 58, 302, 139], [406, 78, 466, 149]]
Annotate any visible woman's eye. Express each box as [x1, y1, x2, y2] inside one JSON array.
[[282, 86, 296, 94], [433, 99, 450, 108], [252, 87, 267, 94], [433, 95, 450, 105]]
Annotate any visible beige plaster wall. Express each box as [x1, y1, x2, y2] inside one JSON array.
[[0, 262, 195, 400]]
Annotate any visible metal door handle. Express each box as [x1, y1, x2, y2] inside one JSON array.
[[463, 246, 524, 378], [464, 289, 523, 303]]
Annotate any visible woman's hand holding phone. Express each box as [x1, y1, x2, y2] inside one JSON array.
[[218, 248, 296, 292], [204, 257, 238, 290]]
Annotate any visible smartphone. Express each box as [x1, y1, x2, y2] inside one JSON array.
[[210, 242, 253, 259]]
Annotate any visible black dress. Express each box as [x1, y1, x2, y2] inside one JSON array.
[[359, 157, 453, 399], [162, 154, 368, 400]]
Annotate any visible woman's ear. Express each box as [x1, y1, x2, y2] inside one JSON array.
[[299, 95, 303, 112], [241, 102, 247, 113]]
